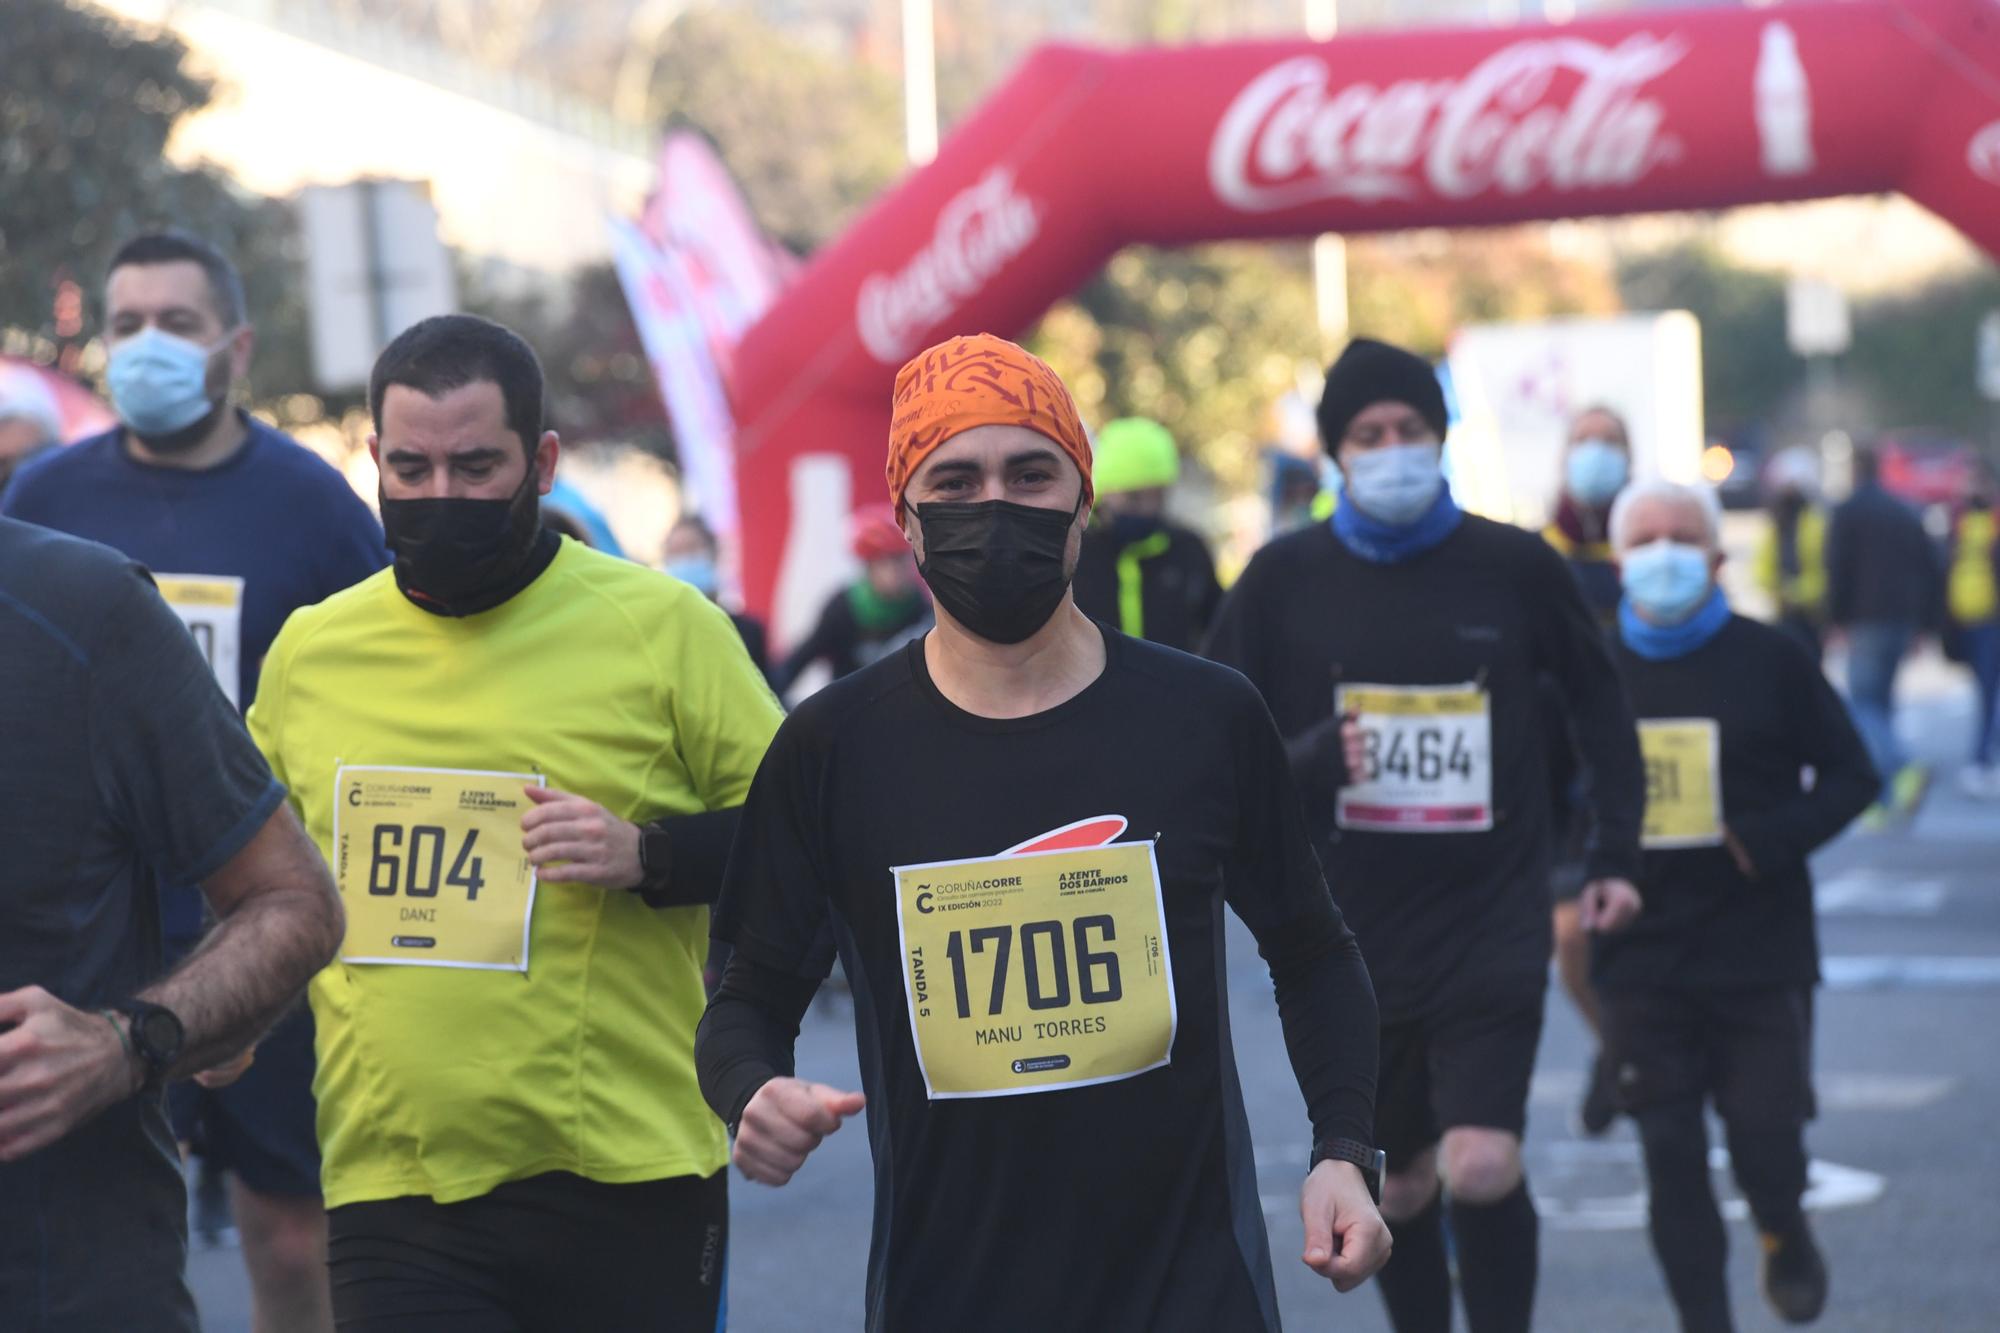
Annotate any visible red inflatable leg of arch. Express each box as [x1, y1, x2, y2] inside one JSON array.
[[730, 0, 2000, 632]]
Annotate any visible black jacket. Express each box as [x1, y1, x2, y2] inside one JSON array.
[[1072, 521, 1223, 653], [1826, 483, 1943, 629]]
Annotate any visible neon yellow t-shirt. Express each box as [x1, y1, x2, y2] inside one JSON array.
[[248, 539, 783, 1207]]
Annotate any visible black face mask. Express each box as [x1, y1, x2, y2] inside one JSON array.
[[1109, 511, 1164, 546], [916, 498, 1078, 645], [380, 464, 544, 616]]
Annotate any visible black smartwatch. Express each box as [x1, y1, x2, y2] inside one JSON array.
[[1309, 1138, 1387, 1205], [113, 1000, 185, 1095], [637, 823, 674, 895]]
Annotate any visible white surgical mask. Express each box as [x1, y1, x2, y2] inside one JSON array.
[[1344, 443, 1442, 526], [1566, 439, 1629, 507], [106, 326, 231, 440]]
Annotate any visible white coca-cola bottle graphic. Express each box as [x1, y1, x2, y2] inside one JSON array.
[[1755, 22, 1815, 177]]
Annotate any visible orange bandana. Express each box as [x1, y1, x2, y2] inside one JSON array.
[[886, 334, 1092, 517]]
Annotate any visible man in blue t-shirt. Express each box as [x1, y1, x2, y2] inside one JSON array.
[[3, 231, 386, 1333]]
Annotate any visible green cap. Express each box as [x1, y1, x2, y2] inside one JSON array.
[[1093, 417, 1180, 495]]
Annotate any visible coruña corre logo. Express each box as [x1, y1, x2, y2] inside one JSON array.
[[1209, 33, 1690, 212], [857, 167, 1041, 365]]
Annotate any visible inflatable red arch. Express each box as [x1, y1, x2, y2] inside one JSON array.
[[728, 0, 2000, 632]]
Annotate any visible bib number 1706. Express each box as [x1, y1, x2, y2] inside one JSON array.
[[368, 824, 487, 901], [943, 915, 1121, 1018]]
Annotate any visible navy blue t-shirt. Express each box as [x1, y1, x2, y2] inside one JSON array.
[[4, 414, 386, 942], [0, 519, 284, 1331], [3, 412, 388, 709]]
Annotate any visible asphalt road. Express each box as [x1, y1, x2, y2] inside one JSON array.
[[192, 659, 2000, 1332]]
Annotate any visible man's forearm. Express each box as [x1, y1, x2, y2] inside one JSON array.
[[145, 881, 342, 1078], [697, 952, 817, 1127]]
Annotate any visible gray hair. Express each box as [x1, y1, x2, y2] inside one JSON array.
[[1608, 478, 1722, 553], [0, 365, 62, 444]]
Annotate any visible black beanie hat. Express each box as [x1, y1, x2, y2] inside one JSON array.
[[1315, 337, 1449, 456]]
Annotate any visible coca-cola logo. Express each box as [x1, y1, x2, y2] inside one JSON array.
[[1969, 121, 2000, 187], [1210, 33, 1689, 211], [858, 168, 1041, 365]]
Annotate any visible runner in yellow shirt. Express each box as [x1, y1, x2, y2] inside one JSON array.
[[248, 314, 783, 1331]]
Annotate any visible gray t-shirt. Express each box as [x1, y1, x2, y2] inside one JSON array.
[[0, 516, 283, 1331]]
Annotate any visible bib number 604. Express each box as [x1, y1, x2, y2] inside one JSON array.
[[368, 824, 487, 901], [944, 915, 1123, 1019]]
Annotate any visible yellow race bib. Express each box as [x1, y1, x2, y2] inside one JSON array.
[[1336, 682, 1493, 833], [333, 766, 542, 971], [893, 842, 1176, 1099], [155, 574, 245, 707], [1639, 719, 1724, 849]]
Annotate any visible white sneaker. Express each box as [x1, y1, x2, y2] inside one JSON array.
[[1958, 765, 2000, 799]]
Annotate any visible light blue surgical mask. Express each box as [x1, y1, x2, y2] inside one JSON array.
[[1621, 539, 1712, 623], [106, 326, 229, 438], [1566, 439, 1629, 507], [1344, 442, 1442, 526], [664, 555, 720, 599]]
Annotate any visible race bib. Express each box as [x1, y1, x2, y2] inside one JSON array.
[[893, 842, 1175, 1099], [155, 574, 244, 707], [1336, 682, 1493, 833], [1640, 719, 1724, 849], [333, 766, 542, 971]]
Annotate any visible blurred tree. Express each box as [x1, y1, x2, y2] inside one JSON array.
[[1849, 266, 2000, 439], [1031, 226, 1620, 494], [1031, 243, 1317, 495], [637, 9, 905, 254], [459, 261, 674, 460], [0, 0, 320, 424], [1348, 227, 1622, 358], [1616, 242, 1790, 435]]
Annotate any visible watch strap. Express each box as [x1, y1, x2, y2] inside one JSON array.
[[1310, 1137, 1387, 1204], [636, 822, 675, 905], [113, 1000, 181, 1094]]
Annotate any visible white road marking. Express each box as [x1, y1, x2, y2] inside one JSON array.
[[1530, 1069, 1957, 1112], [1814, 873, 1948, 916], [1823, 956, 2000, 989], [1529, 1141, 1884, 1231], [1259, 1141, 1886, 1230]]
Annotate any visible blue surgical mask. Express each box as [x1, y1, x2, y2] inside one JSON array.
[[664, 556, 720, 599], [106, 326, 228, 438], [1621, 539, 1712, 623], [1566, 439, 1629, 507], [1344, 442, 1442, 526]]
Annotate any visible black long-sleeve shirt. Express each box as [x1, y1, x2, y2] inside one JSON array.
[[1206, 515, 1644, 1018], [770, 584, 930, 694], [1593, 614, 1877, 991], [697, 626, 1376, 1333]]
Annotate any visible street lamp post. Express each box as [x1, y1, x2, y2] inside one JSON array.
[[903, 0, 940, 166], [1305, 0, 1348, 359]]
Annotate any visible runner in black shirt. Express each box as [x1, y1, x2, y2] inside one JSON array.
[[1597, 480, 1875, 1331], [771, 506, 932, 696], [1543, 405, 1634, 1136], [1207, 337, 1646, 1333], [698, 334, 1389, 1332]]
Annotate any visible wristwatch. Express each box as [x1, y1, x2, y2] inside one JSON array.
[[637, 822, 674, 895], [112, 1000, 185, 1095], [1310, 1137, 1387, 1204]]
